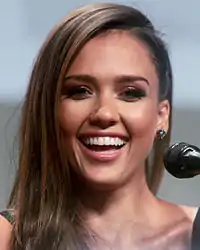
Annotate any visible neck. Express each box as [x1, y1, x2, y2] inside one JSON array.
[[75, 168, 159, 235]]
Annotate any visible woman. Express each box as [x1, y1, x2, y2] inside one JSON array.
[[0, 2, 198, 250]]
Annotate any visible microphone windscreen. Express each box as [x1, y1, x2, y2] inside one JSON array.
[[163, 142, 196, 178]]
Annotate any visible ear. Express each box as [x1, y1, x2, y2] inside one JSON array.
[[156, 99, 170, 133]]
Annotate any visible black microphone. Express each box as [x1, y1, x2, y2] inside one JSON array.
[[163, 142, 200, 179]]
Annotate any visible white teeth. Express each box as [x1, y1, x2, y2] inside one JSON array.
[[83, 137, 126, 146]]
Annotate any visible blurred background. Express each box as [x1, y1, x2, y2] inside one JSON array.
[[0, 0, 200, 209]]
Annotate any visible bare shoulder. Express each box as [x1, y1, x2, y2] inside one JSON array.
[[149, 201, 198, 249], [0, 214, 12, 250], [178, 204, 199, 222], [158, 198, 198, 223]]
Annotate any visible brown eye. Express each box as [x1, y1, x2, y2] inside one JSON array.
[[62, 85, 93, 100], [119, 86, 146, 102]]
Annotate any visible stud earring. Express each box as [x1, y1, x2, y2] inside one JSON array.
[[156, 129, 166, 140]]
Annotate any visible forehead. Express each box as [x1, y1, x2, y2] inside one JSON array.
[[67, 31, 158, 85]]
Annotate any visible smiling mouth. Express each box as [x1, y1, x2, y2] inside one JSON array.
[[79, 136, 127, 151], [78, 136, 128, 162]]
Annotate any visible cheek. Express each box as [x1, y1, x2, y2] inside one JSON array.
[[121, 101, 158, 161], [121, 100, 158, 139], [58, 100, 92, 137]]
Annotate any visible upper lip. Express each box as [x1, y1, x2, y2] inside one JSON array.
[[78, 131, 129, 142]]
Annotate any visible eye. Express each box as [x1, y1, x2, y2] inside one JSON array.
[[118, 86, 146, 102], [61, 85, 93, 100]]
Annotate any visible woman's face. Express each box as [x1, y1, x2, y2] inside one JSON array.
[[59, 31, 169, 189]]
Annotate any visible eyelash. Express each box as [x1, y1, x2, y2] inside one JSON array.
[[61, 85, 146, 101], [118, 86, 146, 102], [62, 85, 92, 100]]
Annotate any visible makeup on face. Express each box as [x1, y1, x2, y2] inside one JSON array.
[[59, 32, 160, 186]]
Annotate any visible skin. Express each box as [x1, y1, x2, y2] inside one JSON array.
[[59, 31, 169, 188], [58, 31, 197, 249], [0, 216, 12, 250], [0, 31, 197, 250]]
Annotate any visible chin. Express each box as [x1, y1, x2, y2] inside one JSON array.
[[77, 166, 131, 191]]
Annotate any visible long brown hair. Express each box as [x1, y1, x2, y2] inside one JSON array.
[[8, 3, 173, 249]]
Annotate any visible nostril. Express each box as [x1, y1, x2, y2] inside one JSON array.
[[89, 117, 117, 129], [89, 106, 119, 128]]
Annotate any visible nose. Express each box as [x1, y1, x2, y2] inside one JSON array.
[[89, 97, 119, 129]]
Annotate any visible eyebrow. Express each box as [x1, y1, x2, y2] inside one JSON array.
[[64, 74, 149, 85]]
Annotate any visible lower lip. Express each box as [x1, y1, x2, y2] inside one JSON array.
[[79, 142, 126, 162]]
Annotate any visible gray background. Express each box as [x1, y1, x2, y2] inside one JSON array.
[[0, 0, 200, 209]]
